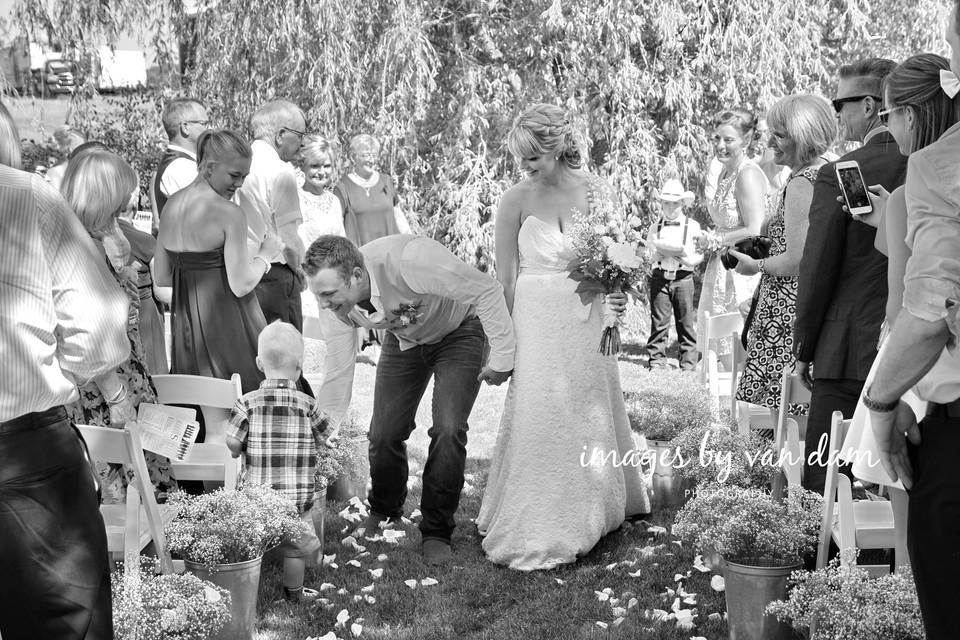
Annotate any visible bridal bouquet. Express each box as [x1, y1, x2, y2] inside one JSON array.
[[566, 188, 648, 355]]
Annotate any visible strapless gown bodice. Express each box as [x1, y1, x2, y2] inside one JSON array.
[[518, 215, 574, 275]]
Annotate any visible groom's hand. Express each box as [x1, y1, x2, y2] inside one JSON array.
[[478, 367, 512, 386]]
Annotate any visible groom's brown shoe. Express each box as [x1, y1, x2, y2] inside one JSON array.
[[422, 539, 453, 565]]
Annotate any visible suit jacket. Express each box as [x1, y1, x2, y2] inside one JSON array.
[[793, 130, 907, 380]]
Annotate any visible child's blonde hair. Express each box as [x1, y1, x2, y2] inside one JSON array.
[[258, 321, 304, 372]]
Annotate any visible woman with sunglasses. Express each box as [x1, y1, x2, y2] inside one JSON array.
[[841, 53, 960, 577]]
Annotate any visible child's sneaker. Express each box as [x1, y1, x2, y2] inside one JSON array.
[[283, 586, 320, 603]]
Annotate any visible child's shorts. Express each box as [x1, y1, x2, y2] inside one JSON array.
[[277, 507, 322, 561]]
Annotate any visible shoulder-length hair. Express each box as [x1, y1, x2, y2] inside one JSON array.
[[60, 150, 138, 237]]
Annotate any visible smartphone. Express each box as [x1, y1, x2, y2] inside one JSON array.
[[835, 160, 873, 215]]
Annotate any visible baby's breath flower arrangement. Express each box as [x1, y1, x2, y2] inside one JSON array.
[[766, 553, 925, 639], [674, 484, 822, 566], [112, 557, 230, 640], [672, 424, 776, 489], [164, 485, 308, 570], [566, 179, 649, 355], [316, 419, 366, 490], [624, 369, 717, 441]]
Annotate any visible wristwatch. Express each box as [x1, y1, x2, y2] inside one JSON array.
[[862, 385, 898, 413]]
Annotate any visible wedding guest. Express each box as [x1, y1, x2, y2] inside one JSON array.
[[731, 95, 837, 427], [155, 129, 283, 394], [303, 233, 515, 565], [61, 150, 175, 496], [334, 133, 411, 247], [696, 107, 766, 365], [46, 125, 85, 190], [793, 57, 906, 494], [298, 135, 358, 428], [841, 52, 960, 574], [645, 178, 703, 371], [865, 7, 960, 633], [237, 99, 308, 331], [151, 98, 208, 230], [476, 103, 650, 570], [226, 321, 334, 602], [0, 102, 129, 638], [0, 102, 22, 168]]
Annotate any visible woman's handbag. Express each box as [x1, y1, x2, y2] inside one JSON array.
[[720, 236, 772, 270], [740, 288, 761, 350]]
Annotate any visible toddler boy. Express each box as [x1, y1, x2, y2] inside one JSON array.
[[227, 321, 338, 602], [646, 178, 704, 371]]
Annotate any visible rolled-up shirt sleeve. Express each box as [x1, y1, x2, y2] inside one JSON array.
[[902, 151, 960, 330], [42, 181, 129, 383], [271, 167, 304, 230], [401, 238, 517, 372]]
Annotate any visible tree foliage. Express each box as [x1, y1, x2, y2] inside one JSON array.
[[14, 0, 947, 270]]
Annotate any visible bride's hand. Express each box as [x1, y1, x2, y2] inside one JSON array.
[[604, 292, 628, 315]]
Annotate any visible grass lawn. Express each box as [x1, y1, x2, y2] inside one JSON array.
[[255, 339, 729, 640]]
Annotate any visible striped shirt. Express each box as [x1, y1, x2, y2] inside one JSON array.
[[0, 165, 130, 421], [227, 378, 330, 512]]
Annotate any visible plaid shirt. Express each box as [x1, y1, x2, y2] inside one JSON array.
[[227, 379, 329, 513]]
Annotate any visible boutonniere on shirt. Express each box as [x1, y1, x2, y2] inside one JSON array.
[[391, 301, 424, 327]]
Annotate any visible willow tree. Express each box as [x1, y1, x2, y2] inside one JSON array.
[[15, 0, 945, 270]]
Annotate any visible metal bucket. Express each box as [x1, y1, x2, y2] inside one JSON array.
[[327, 436, 370, 502], [647, 439, 689, 508], [724, 559, 801, 640], [185, 556, 262, 640]]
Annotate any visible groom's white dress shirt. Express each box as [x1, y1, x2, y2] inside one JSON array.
[[347, 234, 516, 373]]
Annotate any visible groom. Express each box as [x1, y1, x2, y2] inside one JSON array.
[[302, 234, 516, 564]]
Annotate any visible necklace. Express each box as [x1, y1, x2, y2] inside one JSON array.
[[348, 172, 379, 198]]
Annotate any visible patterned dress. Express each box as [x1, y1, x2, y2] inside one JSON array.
[[67, 260, 174, 502], [735, 166, 819, 410], [697, 159, 763, 358]]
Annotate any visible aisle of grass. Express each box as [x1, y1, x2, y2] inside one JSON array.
[[255, 344, 728, 640]]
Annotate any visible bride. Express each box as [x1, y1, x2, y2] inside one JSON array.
[[477, 103, 650, 570]]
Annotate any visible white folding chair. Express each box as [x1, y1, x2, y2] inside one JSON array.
[[816, 411, 896, 576], [77, 422, 175, 573], [769, 371, 812, 496], [152, 373, 242, 490], [700, 311, 743, 404]]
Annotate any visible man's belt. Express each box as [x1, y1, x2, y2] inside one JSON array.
[[652, 268, 692, 280]]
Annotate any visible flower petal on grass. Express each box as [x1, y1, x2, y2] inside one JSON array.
[[674, 609, 696, 630], [364, 595, 376, 604], [360, 584, 375, 593], [554, 578, 565, 585], [611, 607, 627, 617], [595, 622, 608, 630], [605, 562, 618, 571], [368, 568, 383, 579], [683, 595, 697, 605], [382, 529, 406, 542], [350, 622, 363, 637], [611, 617, 625, 627], [376, 554, 388, 562], [692, 555, 710, 573], [646, 525, 668, 536], [420, 578, 438, 587], [627, 598, 639, 609], [710, 575, 726, 592], [320, 583, 336, 592], [628, 569, 643, 578], [322, 554, 337, 566], [595, 590, 611, 602], [404, 579, 418, 589], [334, 609, 350, 627], [347, 560, 362, 568], [708, 613, 721, 622]]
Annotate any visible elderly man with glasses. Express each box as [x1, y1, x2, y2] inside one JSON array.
[[238, 99, 309, 333], [793, 57, 908, 494]]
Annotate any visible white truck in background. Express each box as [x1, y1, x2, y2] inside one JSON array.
[[94, 47, 147, 92]]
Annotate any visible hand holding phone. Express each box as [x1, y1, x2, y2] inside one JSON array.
[[836, 160, 873, 215]]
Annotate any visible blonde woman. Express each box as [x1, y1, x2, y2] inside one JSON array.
[[60, 149, 174, 497], [333, 133, 411, 246], [298, 134, 358, 428]]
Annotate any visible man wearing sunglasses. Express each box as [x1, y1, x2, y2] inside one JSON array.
[[239, 99, 309, 334], [794, 57, 908, 494]]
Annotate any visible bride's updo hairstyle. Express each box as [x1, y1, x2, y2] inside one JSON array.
[[196, 129, 252, 174], [507, 103, 585, 169], [884, 53, 960, 153], [712, 107, 760, 146]]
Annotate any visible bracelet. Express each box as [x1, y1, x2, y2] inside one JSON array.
[[757, 259, 766, 275], [253, 255, 271, 274], [106, 385, 128, 406], [863, 385, 898, 413]]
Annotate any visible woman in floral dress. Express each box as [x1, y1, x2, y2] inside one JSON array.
[[730, 95, 837, 423], [61, 149, 175, 501]]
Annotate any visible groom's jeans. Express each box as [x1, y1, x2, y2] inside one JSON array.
[[0, 406, 113, 640], [368, 316, 486, 542]]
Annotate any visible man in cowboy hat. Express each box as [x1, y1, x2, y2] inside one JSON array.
[[645, 178, 703, 371]]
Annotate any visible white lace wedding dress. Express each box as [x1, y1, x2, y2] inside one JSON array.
[[476, 215, 651, 571]]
